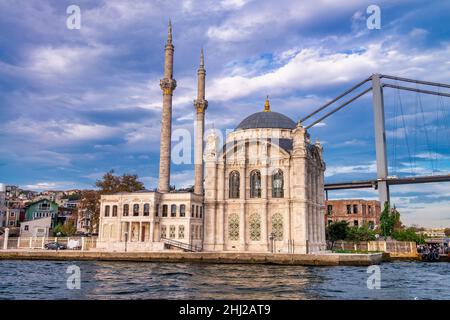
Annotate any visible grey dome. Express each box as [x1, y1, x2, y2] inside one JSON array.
[[236, 111, 296, 130]]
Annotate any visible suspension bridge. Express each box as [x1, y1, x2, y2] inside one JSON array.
[[301, 74, 450, 205]]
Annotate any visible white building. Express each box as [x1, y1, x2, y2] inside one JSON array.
[[20, 217, 51, 237], [97, 23, 326, 253]]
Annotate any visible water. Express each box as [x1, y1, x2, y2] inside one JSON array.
[[0, 260, 449, 300]]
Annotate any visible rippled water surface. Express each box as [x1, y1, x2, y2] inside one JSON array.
[[0, 260, 449, 299]]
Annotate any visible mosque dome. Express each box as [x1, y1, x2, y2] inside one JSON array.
[[235, 97, 296, 130]]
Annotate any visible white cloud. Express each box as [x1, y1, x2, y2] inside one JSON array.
[[22, 181, 83, 191], [325, 161, 377, 177], [207, 0, 374, 42]]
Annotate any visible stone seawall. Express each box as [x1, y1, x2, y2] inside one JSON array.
[[0, 250, 382, 266]]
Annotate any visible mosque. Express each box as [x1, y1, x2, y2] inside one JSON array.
[[98, 23, 326, 254]]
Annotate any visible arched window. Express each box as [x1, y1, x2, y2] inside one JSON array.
[[171, 204, 177, 217], [104, 205, 110, 217], [162, 205, 168, 217], [143, 204, 150, 216], [250, 170, 261, 198], [112, 205, 118, 217], [249, 213, 261, 241], [229, 171, 240, 198], [180, 204, 186, 217], [133, 204, 139, 216], [271, 213, 283, 241], [272, 169, 284, 198], [228, 213, 239, 241], [123, 204, 129, 216]]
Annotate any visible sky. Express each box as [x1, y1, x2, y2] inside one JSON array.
[[0, 0, 449, 227]]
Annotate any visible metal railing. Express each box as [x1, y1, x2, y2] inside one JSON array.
[[160, 237, 202, 252]]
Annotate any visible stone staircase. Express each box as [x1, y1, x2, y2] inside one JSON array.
[[161, 237, 202, 252]]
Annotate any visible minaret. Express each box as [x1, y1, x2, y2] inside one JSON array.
[[194, 49, 208, 195], [158, 21, 177, 193]]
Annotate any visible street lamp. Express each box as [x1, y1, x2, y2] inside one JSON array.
[[124, 232, 128, 252], [269, 232, 275, 253]]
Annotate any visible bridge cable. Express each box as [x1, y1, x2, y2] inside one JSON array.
[[396, 85, 414, 175], [416, 88, 435, 173]]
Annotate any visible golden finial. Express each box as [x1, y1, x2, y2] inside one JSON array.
[[264, 95, 270, 112]]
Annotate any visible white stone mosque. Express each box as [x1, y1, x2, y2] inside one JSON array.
[[98, 23, 326, 254]]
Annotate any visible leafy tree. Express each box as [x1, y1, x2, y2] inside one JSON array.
[[326, 221, 349, 250], [52, 221, 76, 236], [379, 202, 401, 238], [78, 190, 100, 234], [444, 228, 450, 237], [392, 227, 426, 244], [95, 170, 145, 194], [53, 223, 64, 236], [62, 220, 77, 236], [346, 224, 376, 243]]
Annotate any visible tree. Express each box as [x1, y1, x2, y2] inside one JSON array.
[[78, 190, 101, 234], [95, 170, 145, 194], [392, 227, 426, 244], [326, 221, 349, 250], [444, 228, 450, 237], [379, 202, 402, 238], [346, 224, 376, 243]]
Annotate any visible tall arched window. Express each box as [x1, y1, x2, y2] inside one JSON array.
[[271, 213, 283, 241], [180, 204, 186, 217], [112, 205, 118, 217], [229, 171, 240, 198], [143, 204, 150, 216], [133, 204, 139, 216], [228, 213, 239, 241], [249, 213, 261, 241], [104, 205, 110, 217], [171, 204, 177, 217], [123, 204, 129, 216], [272, 169, 284, 198], [250, 170, 261, 198]]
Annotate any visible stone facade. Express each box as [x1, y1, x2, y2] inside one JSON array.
[[203, 117, 327, 254], [98, 22, 327, 254], [325, 199, 381, 229], [97, 191, 204, 251]]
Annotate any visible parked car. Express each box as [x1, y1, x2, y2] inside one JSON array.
[[44, 242, 67, 250]]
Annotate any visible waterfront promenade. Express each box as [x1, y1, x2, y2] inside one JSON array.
[[0, 250, 382, 266]]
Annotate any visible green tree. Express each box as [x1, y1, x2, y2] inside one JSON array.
[[346, 224, 376, 243], [326, 221, 349, 250], [379, 202, 401, 238], [392, 227, 425, 244], [53, 223, 64, 236], [444, 228, 450, 237], [52, 221, 76, 236]]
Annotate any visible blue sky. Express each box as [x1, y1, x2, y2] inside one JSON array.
[[0, 0, 449, 227]]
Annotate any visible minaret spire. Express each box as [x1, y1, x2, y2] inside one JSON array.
[[158, 21, 177, 193], [194, 49, 208, 195], [200, 48, 204, 68], [167, 19, 172, 44]]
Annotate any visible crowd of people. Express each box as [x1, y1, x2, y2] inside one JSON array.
[[417, 243, 448, 261]]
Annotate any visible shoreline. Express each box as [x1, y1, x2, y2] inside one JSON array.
[[0, 250, 383, 266]]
